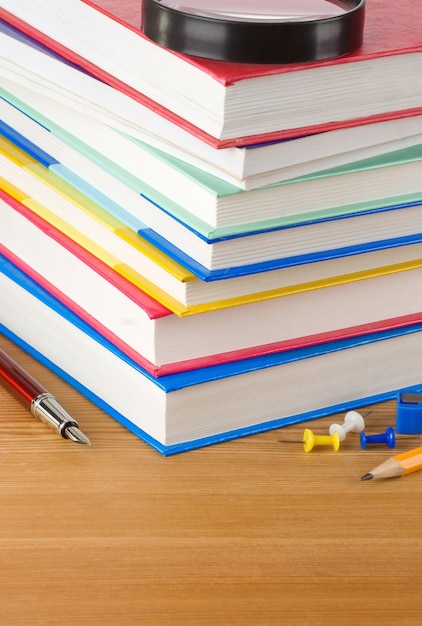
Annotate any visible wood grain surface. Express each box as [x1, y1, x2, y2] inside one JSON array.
[[0, 334, 421, 625]]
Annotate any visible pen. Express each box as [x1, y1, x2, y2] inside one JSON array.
[[0, 346, 90, 444], [361, 445, 422, 480]]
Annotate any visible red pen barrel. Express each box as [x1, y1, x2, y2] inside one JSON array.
[[0, 347, 90, 444], [0, 347, 47, 407]]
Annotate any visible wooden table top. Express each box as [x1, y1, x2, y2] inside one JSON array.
[[1, 333, 421, 625]]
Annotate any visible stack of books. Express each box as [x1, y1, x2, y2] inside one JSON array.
[[1, 0, 422, 454]]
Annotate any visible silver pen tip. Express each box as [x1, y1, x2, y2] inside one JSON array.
[[64, 425, 91, 445]]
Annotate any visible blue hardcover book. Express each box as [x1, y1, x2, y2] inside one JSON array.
[[2, 253, 422, 455], [2, 118, 422, 281]]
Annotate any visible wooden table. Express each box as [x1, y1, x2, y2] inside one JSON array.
[[1, 333, 421, 625]]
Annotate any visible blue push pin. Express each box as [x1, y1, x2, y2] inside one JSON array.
[[360, 427, 396, 449]]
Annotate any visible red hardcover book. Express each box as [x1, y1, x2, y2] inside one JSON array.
[[4, 187, 422, 378], [1, 0, 422, 147]]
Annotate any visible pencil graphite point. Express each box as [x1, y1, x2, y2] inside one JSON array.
[[360, 473, 374, 481]]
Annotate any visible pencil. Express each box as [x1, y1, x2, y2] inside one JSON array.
[[361, 445, 422, 480]]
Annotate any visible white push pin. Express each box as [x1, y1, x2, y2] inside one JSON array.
[[329, 410, 366, 442]]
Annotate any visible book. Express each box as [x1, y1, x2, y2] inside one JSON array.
[[3, 84, 422, 239], [4, 186, 422, 317], [3, 23, 422, 190], [3, 252, 422, 455], [3, 133, 422, 280], [1, 0, 422, 147], [5, 191, 422, 378]]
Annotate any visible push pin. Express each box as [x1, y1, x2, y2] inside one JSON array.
[[329, 410, 366, 442], [360, 426, 396, 449], [280, 428, 340, 452]]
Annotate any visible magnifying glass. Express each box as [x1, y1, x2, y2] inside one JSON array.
[[142, 0, 365, 64]]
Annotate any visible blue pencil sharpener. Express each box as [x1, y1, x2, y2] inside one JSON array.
[[396, 391, 422, 434]]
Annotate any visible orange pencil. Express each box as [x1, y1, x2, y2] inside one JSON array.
[[361, 446, 422, 480]]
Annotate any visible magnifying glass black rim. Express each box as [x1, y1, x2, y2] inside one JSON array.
[[142, 0, 366, 64]]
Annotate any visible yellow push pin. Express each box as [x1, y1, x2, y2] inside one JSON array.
[[280, 428, 340, 452], [302, 428, 340, 452]]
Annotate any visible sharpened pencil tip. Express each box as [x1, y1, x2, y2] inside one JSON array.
[[360, 473, 374, 481], [64, 425, 91, 445]]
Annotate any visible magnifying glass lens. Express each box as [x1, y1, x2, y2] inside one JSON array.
[[157, 0, 353, 22], [143, 0, 365, 63]]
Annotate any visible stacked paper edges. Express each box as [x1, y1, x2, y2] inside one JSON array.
[[1, 3, 422, 453]]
